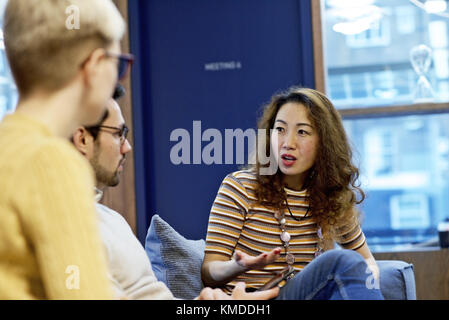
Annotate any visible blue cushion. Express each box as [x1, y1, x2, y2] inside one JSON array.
[[145, 215, 205, 299], [377, 260, 416, 300]]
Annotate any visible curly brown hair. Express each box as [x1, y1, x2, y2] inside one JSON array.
[[251, 87, 365, 248]]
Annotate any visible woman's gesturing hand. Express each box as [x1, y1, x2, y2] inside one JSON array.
[[233, 247, 282, 270]]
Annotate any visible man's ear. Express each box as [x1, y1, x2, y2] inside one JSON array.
[[81, 48, 106, 86], [72, 127, 92, 156]]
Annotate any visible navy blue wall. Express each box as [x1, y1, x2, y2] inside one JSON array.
[[128, 0, 316, 243]]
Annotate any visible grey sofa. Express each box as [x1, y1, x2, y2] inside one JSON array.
[[145, 214, 417, 300]]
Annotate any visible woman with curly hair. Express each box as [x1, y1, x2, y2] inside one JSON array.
[[201, 87, 383, 299]]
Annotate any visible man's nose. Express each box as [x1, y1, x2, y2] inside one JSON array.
[[121, 138, 132, 154]]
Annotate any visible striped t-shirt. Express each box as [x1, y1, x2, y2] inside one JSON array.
[[205, 170, 366, 292]]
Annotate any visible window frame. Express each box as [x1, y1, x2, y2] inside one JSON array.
[[311, 0, 449, 119]]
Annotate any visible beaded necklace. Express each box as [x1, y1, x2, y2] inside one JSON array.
[[275, 197, 324, 272]]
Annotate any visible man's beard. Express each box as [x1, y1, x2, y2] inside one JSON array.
[[91, 148, 120, 187]]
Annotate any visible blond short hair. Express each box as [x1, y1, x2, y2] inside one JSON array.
[[3, 0, 126, 96]]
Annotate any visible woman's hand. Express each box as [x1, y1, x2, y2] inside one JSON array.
[[233, 247, 282, 270], [201, 248, 282, 287]]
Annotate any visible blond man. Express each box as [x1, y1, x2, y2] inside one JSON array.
[[0, 0, 126, 299]]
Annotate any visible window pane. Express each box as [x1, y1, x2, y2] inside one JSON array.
[[344, 114, 449, 250], [0, 0, 18, 122], [324, 0, 449, 109]]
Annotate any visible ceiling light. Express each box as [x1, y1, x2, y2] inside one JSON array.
[[425, 0, 447, 13]]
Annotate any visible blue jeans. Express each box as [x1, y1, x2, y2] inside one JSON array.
[[275, 249, 384, 300]]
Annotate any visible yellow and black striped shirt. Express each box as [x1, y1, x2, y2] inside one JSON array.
[[205, 170, 366, 292]]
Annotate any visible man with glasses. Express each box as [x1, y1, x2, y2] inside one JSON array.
[[74, 84, 163, 299], [72, 84, 279, 300], [82, 86, 131, 191]]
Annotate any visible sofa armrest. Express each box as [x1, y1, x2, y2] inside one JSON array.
[[377, 260, 416, 300]]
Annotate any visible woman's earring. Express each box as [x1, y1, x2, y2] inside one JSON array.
[[309, 169, 316, 180]]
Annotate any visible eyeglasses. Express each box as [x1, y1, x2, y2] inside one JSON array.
[[105, 52, 135, 80], [85, 124, 129, 145]]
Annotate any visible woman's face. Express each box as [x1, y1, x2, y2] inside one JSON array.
[[270, 102, 319, 189]]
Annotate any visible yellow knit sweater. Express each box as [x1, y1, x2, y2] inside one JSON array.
[[0, 113, 113, 299]]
